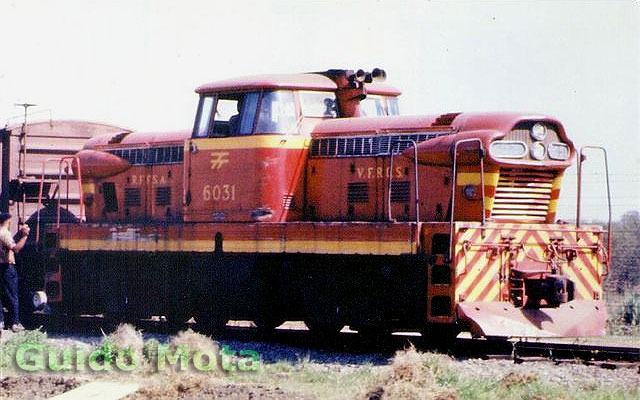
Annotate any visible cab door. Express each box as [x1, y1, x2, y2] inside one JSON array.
[[184, 93, 260, 222]]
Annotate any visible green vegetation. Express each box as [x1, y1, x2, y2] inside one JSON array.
[[0, 329, 48, 372], [606, 211, 640, 292], [605, 211, 640, 335]]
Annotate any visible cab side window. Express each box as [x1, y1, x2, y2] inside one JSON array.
[[211, 98, 238, 137], [194, 96, 214, 138]]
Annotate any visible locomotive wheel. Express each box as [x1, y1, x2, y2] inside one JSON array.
[[304, 318, 344, 338], [421, 323, 460, 351], [252, 316, 286, 336], [165, 312, 191, 332], [302, 267, 344, 340], [103, 312, 140, 332], [193, 307, 228, 336], [34, 304, 69, 333], [356, 325, 392, 346]]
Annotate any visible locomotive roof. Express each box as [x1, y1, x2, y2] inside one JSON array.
[[84, 130, 191, 148], [196, 73, 401, 96], [311, 112, 566, 136]]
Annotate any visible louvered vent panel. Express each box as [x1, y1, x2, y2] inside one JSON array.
[[124, 188, 141, 207], [492, 169, 554, 222], [310, 131, 454, 158], [282, 194, 294, 210], [348, 182, 369, 203], [390, 181, 410, 203], [155, 186, 171, 206]]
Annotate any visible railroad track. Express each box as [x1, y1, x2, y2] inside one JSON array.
[[511, 340, 640, 363], [455, 336, 640, 366], [35, 315, 640, 365]]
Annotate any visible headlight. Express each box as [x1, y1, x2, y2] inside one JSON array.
[[531, 123, 547, 141], [548, 142, 569, 160], [490, 141, 527, 158], [530, 141, 546, 160]]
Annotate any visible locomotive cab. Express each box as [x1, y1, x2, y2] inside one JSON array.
[[183, 71, 401, 223]]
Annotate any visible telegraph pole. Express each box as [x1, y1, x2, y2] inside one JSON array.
[[14, 103, 37, 178]]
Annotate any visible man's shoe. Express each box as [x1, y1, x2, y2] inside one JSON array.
[[11, 323, 24, 332]]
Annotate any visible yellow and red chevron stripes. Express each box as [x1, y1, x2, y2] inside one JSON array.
[[453, 222, 604, 304]]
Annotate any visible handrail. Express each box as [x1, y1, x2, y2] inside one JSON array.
[[36, 156, 84, 244], [449, 138, 486, 263], [576, 146, 611, 275], [387, 139, 419, 225], [36, 158, 62, 243]]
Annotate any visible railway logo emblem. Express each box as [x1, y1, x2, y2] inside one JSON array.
[[210, 152, 229, 170]]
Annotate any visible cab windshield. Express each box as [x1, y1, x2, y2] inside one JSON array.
[[193, 90, 298, 138], [299, 91, 338, 118], [360, 95, 400, 117]]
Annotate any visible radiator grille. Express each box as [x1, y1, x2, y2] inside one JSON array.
[[492, 169, 554, 222], [348, 182, 369, 203], [310, 130, 454, 158]]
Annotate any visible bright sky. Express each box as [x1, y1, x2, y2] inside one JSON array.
[[1, 0, 638, 221]]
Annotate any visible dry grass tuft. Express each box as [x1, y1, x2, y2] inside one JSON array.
[[100, 323, 145, 370], [165, 329, 222, 374], [128, 373, 210, 399], [168, 329, 219, 356], [500, 371, 538, 388], [358, 345, 457, 400]]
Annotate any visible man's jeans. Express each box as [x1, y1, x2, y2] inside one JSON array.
[[0, 263, 20, 327]]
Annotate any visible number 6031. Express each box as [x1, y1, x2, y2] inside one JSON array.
[[202, 184, 236, 201]]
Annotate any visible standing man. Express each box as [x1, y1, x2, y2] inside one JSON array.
[[0, 212, 30, 332]]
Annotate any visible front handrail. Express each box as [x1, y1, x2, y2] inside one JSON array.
[[449, 139, 486, 263], [576, 146, 611, 275]]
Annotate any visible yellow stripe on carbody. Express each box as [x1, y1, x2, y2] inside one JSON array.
[[191, 135, 310, 151], [455, 172, 499, 186], [58, 238, 413, 255]]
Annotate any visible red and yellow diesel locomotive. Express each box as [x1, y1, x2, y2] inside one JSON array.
[[24, 69, 610, 339]]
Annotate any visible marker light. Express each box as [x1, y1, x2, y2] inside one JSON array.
[[463, 185, 478, 200], [531, 123, 547, 141], [530, 141, 546, 160], [548, 142, 570, 160], [490, 141, 527, 158]]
